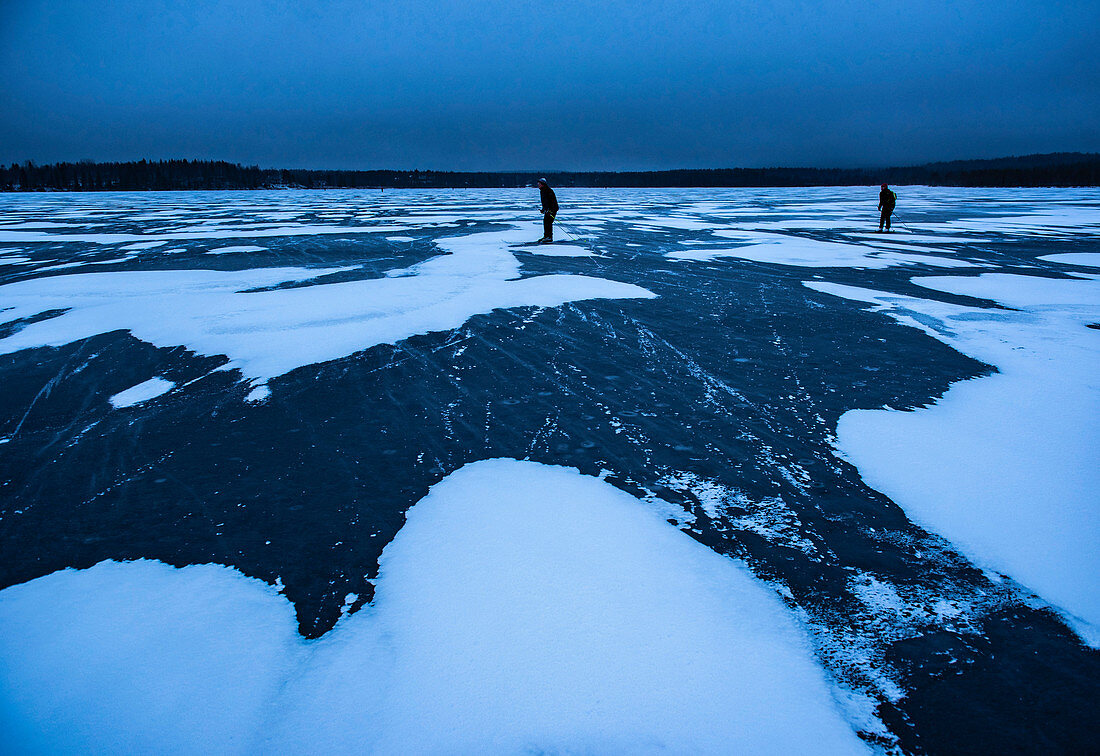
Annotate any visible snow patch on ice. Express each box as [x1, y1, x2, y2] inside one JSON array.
[[245, 384, 271, 403], [737, 219, 865, 231], [659, 471, 737, 520], [850, 573, 911, 618], [0, 221, 80, 229], [908, 208, 1100, 237], [670, 231, 972, 269], [520, 244, 596, 257], [658, 471, 820, 556], [0, 459, 868, 754], [1039, 252, 1100, 268], [0, 229, 654, 396], [108, 377, 175, 408], [630, 216, 726, 231], [809, 273, 1100, 639], [208, 245, 267, 255]]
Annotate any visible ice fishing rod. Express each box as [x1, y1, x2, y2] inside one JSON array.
[[889, 211, 917, 233], [536, 205, 578, 242], [552, 214, 583, 242]]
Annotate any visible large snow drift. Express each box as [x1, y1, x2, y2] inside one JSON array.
[[0, 459, 867, 754]]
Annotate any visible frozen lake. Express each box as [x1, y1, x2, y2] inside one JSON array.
[[1, 187, 1098, 753]]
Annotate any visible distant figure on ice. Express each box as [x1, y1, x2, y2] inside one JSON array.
[[537, 178, 558, 243], [878, 184, 896, 232]]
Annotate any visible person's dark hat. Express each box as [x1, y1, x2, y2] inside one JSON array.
[[881, 183, 888, 189], [538, 178, 548, 185]]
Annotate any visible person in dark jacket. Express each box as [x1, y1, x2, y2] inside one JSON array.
[[878, 184, 897, 232], [537, 178, 558, 243]]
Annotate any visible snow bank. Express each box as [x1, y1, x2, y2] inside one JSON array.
[[0, 460, 867, 755], [108, 377, 175, 408], [807, 275, 1100, 637], [0, 229, 654, 394]]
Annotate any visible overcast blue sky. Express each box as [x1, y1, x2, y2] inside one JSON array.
[[1, 0, 1097, 170]]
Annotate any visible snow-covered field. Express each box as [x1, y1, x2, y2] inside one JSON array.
[[1, 187, 1097, 753]]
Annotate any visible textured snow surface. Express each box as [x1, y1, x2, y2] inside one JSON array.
[[810, 273, 1100, 635], [0, 460, 867, 755]]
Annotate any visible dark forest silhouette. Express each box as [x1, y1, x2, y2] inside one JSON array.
[[2, 153, 1098, 191]]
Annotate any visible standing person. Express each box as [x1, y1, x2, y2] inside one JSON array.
[[878, 184, 897, 232], [537, 178, 558, 243]]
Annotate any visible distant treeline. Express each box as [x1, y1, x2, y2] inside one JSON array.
[[3, 153, 1099, 191]]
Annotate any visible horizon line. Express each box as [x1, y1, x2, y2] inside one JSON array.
[[6, 151, 1099, 175]]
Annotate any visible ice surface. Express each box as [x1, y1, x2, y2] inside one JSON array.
[[2, 187, 1099, 750], [809, 274, 1100, 635], [0, 224, 416, 245], [0, 460, 867, 754], [108, 377, 175, 408], [0, 228, 653, 394]]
